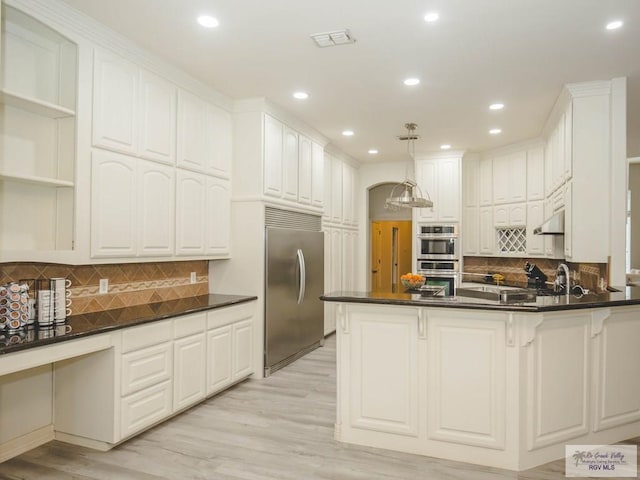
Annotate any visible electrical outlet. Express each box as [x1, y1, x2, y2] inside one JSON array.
[[99, 278, 109, 294], [190, 272, 197, 284]]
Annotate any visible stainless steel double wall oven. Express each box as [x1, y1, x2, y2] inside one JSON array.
[[416, 224, 459, 295]]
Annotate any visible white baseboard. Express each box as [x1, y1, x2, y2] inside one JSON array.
[[0, 425, 54, 463], [54, 431, 113, 452]]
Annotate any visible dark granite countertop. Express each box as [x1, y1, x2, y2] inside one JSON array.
[[0, 294, 257, 356], [321, 287, 640, 312]]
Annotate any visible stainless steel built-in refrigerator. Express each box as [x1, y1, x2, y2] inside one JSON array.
[[265, 226, 324, 376]]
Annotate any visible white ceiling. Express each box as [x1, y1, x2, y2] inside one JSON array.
[[60, 0, 640, 162]]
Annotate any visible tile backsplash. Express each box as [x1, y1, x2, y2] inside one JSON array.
[[0, 261, 209, 315], [462, 257, 607, 292]]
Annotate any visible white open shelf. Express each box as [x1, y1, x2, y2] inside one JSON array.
[[0, 171, 74, 188], [0, 89, 75, 118]]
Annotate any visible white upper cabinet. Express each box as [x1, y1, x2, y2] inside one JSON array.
[[91, 150, 137, 257], [205, 104, 232, 179], [175, 169, 206, 256], [526, 146, 544, 201], [331, 155, 343, 223], [263, 114, 284, 198], [493, 152, 526, 204], [93, 49, 138, 155], [138, 69, 176, 165], [311, 142, 324, 208], [298, 134, 313, 205], [177, 90, 207, 172], [415, 156, 460, 222], [342, 162, 354, 225], [205, 177, 231, 256], [478, 207, 494, 255], [462, 157, 479, 208], [462, 207, 479, 255], [526, 201, 544, 256], [282, 126, 299, 201], [563, 102, 573, 182], [138, 160, 175, 256], [260, 114, 325, 210], [479, 157, 493, 206]]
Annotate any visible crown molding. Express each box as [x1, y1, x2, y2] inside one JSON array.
[[6, 0, 233, 111], [565, 80, 612, 98]]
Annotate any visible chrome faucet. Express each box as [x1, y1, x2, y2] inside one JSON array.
[[556, 263, 571, 301]]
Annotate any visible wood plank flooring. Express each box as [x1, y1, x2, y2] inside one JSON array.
[[0, 334, 638, 479]]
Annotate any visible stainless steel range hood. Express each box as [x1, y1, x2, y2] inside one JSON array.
[[533, 210, 565, 235]]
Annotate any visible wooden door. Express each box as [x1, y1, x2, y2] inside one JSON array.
[[371, 221, 412, 293]]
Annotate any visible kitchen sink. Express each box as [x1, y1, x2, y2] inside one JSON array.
[[456, 286, 537, 303]]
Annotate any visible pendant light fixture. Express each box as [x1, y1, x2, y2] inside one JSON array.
[[385, 123, 433, 209]]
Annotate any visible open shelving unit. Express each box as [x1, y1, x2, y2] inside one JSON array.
[[0, 4, 78, 258]]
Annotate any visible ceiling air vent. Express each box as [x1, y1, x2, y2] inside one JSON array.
[[310, 29, 356, 48]]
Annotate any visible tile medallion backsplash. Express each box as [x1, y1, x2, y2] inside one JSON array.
[[0, 261, 209, 315]]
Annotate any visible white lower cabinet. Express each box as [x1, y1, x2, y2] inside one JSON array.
[[206, 303, 255, 396], [53, 302, 255, 450], [120, 380, 173, 439], [173, 333, 206, 411]]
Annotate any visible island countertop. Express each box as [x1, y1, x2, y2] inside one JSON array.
[[0, 294, 257, 356], [321, 286, 640, 312]]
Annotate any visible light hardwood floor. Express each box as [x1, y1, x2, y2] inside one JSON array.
[[1, 334, 638, 479]]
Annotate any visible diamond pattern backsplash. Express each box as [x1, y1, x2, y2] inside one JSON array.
[[0, 261, 209, 314], [462, 256, 608, 291]]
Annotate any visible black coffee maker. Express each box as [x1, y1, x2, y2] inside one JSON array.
[[524, 262, 548, 289]]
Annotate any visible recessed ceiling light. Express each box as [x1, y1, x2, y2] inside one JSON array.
[[403, 78, 420, 86], [489, 128, 502, 135], [368, 149, 379, 154], [489, 103, 504, 110], [197, 15, 219, 28], [342, 130, 354, 136], [424, 12, 440, 23], [440, 144, 451, 150], [293, 92, 309, 100], [606, 20, 623, 30]]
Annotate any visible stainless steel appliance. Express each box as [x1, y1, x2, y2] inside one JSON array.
[[416, 224, 459, 259], [264, 214, 324, 376], [416, 259, 458, 296]]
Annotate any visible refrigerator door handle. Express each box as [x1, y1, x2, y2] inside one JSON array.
[[296, 248, 306, 305]]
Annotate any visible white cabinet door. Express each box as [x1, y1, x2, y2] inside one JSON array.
[[93, 49, 138, 154], [121, 342, 173, 397], [527, 201, 545, 256], [493, 205, 509, 227], [177, 90, 206, 172], [120, 380, 172, 439], [526, 146, 545, 201], [311, 142, 324, 209], [138, 69, 176, 165], [175, 169, 205, 255], [173, 333, 206, 412], [492, 155, 509, 204], [509, 151, 527, 202], [462, 207, 478, 255], [416, 159, 437, 221], [346, 306, 420, 437], [206, 104, 232, 179], [342, 163, 354, 224], [323, 228, 335, 335], [298, 134, 312, 205], [564, 181, 573, 259], [206, 325, 233, 395], [331, 228, 343, 292], [463, 157, 479, 208], [563, 103, 573, 181], [263, 114, 283, 198], [138, 160, 175, 256], [233, 319, 253, 380], [509, 203, 527, 226], [282, 126, 299, 202], [479, 157, 493, 206], [91, 150, 137, 257], [479, 207, 494, 254], [331, 156, 343, 223], [323, 154, 333, 222], [438, 157, 460, 221], [205, 177, 231, 256]]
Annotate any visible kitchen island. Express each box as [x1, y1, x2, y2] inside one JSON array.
[[321, 288, 640, 471]]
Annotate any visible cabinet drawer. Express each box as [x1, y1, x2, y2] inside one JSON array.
[[173, 312, 206, 339], [122, 319, 172, 352], [207, 302, 254, 329], [121, 342, 172, 396], [120, 380, 172, 439]]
